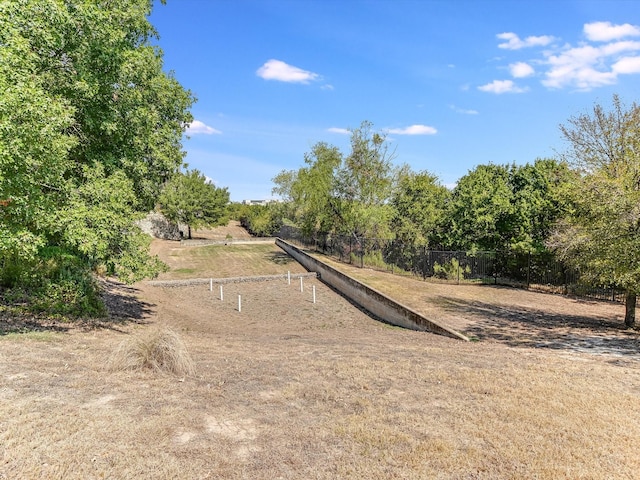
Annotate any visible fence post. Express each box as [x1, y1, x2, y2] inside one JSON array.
[[424, 246, 429, 280], [349, 237, 352, 264]]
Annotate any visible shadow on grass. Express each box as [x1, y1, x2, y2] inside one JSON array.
[[439, 295, 640, 358], [266, 251, 297, 265], [0, 279, 154, 336]]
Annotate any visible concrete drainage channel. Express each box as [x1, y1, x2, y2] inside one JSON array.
[[148, 238, 468, 341], [276, 239, 469, 342]]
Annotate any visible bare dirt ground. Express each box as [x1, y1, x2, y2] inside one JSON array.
[[1, 224, 640, 479]]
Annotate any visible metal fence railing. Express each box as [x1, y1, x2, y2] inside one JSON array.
[[278, 230, 629, 304]]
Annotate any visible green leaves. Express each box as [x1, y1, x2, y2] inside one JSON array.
[[0, 0, 194, 315], [390, 169, 449, 248], [158, 169, 230, 239], [444, 160, 570, 253], [272, 121, 396, 239], [552, 96, 640, 327]]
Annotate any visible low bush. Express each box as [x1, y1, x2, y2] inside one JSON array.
[[0, 247, 105, 317]]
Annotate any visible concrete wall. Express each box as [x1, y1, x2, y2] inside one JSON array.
[[276, 239, 469, 341], [137, 212, 187, 240]]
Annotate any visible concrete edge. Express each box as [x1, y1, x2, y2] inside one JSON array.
[[148, 272, 318, 288], [276, 238, 470, 342], [179, 238, 275, 247]]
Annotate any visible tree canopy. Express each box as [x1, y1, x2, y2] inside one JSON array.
[[550, 95, 640, 328], [158, 169, 230, 239], [0, 0, 193, 312], [272, 121, 397, 240]]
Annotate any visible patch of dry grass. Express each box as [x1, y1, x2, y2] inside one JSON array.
[[1, 238, 639, 479], [108, 327, 195, 376], [153, 241, 307, 280]]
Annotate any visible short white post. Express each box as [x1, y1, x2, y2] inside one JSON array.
[[238, 294, 242, 312], [312, 285, 316, 304], [300, 276, 304, 292], [220, 284, 224, 301], [209, 278, 213, 291], [288, 271, 291, 285]]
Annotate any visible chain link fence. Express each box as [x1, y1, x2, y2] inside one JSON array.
[[279, 229, 628, 304]]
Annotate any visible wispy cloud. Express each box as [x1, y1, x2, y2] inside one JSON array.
[[386, 125, 437, 135], [256, 59, 320, 84], [497, 32, 555, 50], [185, 120, 221, 135], [584, 21, 640, 42], [509, 61, 535, 78], [327, 127, 350, 135], [478, 80, 528, 94], [450, 105, 479, 115]]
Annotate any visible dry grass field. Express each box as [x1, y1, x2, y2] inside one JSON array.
[[1, 226, 639, 479]]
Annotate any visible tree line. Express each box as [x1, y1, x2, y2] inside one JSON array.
[[1, 1, 637, 328], [272, 100, 640, 328]]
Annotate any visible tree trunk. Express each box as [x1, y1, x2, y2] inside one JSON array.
[[188, 224, 192, 239], [624, 291, 636, 328]]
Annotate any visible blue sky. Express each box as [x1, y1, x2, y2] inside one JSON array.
[[149, 0, 640, 201]]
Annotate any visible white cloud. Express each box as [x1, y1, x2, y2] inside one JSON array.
[[497, 32, 555, 50], [478, 80, 528, 94], [386, 125, 437, 135], [584, 21, 640, 42], [542, 40, 640, 89], [327, 127, 350, 135], [256, 59, 320, 84], [492, 22, 640, 91], [613, 56, 640, 74], [509, 61, 535, 78], [185, 120, 221, 135]]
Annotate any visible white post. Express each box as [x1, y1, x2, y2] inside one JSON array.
[[300, 276, 304, 292], [238, 294, 242, 313], [220, 284, 224, 301], [288, 271, 291, 285], [312, 285, 316, 304], [209, 278, 213, 291]]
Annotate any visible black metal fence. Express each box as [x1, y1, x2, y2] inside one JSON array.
[[279, 229, 628, 304]]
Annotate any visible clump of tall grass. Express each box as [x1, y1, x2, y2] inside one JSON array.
[[109, 328, 196, 376]]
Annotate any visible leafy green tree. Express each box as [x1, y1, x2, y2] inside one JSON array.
[[550, 95, 640, 328], [273, 121, 396, 240], [334, 121, 396, 239], [390, 167, 449, 247], [508, 159, 572, 254], [273, 142, 342, 237], [443, 160, 571, 254], [239, 204, 283, 237], [0, 0, 193, 312], [159, 170, 230, 239], [445, 164, 514, 251]]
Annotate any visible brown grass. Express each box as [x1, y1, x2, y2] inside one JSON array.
[[1, 229, 639, 479], [108, 327, 195, 376]]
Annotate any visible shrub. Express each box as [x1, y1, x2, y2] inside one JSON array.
[[0, 246, 105, 317], [433, 258, 470, 281]]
